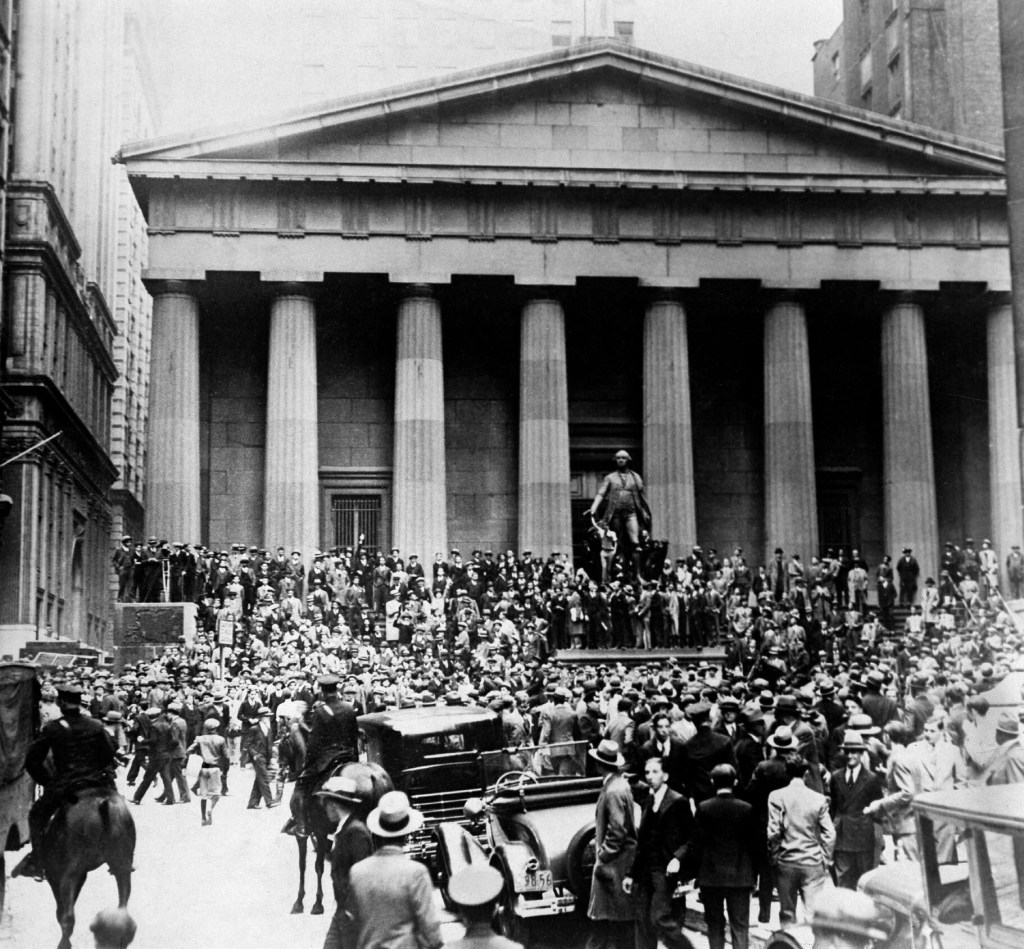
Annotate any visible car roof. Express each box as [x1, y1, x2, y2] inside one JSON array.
[[914, 785, 1024, 833], [358, 706, 499, 737]]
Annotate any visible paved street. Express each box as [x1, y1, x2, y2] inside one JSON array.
[[0, 762, 760, 949]]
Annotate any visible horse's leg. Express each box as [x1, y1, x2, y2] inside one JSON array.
[[310, 838, 326, 915], [112, 861, 132, 908], [291, 836, 306, 914], [55, 870, 85, 949]]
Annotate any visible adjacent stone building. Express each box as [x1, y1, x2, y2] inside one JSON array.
[[0, 0, 159, 656], [813, 0, 1003, 146], [119, 41, 1015, 583]]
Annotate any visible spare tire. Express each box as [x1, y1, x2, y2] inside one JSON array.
[[565, 822, 597, 907]]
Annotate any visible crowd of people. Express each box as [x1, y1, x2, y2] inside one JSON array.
[[19, 527, 1024, 948]]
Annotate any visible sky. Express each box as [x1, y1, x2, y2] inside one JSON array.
[[142, 0, 845, 136]]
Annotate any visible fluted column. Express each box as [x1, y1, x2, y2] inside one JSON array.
[[643, 294, 696, 557], [882, 296, 938, 580], [764, 297, 819, 561], [988, 300, 1023, 586], [146, 284, 201, 541], [392, 286, 447, 561], [518, 297, 572, 557], [264, 290, 319, 566]]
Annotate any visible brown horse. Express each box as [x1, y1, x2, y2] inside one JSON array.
[[41, 787, 135, 949], [287, 761, 391, 915]]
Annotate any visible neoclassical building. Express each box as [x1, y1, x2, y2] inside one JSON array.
[[119, 41, 1015, 582]]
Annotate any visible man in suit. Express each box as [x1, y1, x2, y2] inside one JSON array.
[[539, 686, 581, 776], [623, 756, 695, 949], [316, 775, 374, 949], [767, 753, 836, 925], [676, 702, 736, 805], [586, 739, 637, 949], [733, 705, 765, 789], [829, 733, 883, 889], [744, 726, 792, 923], [245, 707, 279, 809], [692, 764, 757, 949], [111, 535, 135, 602], [895, 548, 919, 606]]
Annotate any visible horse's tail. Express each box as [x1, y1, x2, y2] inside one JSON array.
[[98, 797, 112, 833]]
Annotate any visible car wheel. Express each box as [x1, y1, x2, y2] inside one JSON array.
[[494, 887, 529, 947], [565, 822, 597, 906]]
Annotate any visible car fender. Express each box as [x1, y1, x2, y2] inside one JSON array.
[[490, 839, 543, 894], [434, 822, 489, 900]]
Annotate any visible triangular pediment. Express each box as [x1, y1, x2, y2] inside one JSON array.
[[119, 41, 1003, 180]]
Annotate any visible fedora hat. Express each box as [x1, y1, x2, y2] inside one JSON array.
[[775, 694, 799, 713], [847, 713, 881, 737], [589, 739, 626, 770], [767, 726, 797, 750], [995, 711, 1020, 737], [367, 791, 424, 838], [841, 731, 867, 752]]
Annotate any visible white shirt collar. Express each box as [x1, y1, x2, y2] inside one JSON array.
[[652, 784, 668, 811]]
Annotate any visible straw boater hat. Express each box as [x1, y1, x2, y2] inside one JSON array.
[[367, 791, 424, 838], [448, 866, 505, 909], [589, 739, 626, 770], [315, 775, 364, 807], [767, 726, 797, 751]]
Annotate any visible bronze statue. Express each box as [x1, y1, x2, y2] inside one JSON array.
[[586, 451, 652, 580]]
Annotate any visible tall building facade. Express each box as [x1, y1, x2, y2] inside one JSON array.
[[120, 41, 1015, 587], [0, 0, 159, 656], [813, 0, 1003, 145]]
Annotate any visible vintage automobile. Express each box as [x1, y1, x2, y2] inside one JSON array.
[[764, 783, 1024, 949], [358, 704, 603, 944], [434, 772, 608, 945]]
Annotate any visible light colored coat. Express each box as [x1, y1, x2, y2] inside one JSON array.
[[587, 772, 637, 921]]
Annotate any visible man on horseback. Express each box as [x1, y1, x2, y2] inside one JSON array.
[[13, 683, 119, 881], [289, 674, 358, 836]]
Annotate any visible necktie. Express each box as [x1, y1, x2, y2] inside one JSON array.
[[847, 769, 855, 785]]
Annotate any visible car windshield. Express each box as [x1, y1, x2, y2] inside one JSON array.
[[980, 830, 1024, 934]]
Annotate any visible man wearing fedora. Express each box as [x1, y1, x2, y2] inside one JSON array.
[[446, 866, 523, 949], [347, 791, 443, 949], [745, 724, 792, 923], [244, 707, 279, 809], [983, 711, 1024, 785], [828, 732, 883, 889], [586, 739, 637, 949], [767, 752, 835, 925], [316, 776, 374, 949]]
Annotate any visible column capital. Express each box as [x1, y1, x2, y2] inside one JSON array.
[[146, 279, 201, 298], [880, 290, 929, 309], [761, 290, 807, 310], [643, 288, 685, 307], [263, 281, 316, 301], [393, 282, 436, 300]]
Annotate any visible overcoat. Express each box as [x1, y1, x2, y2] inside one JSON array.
[[587, 772, 637, 921]]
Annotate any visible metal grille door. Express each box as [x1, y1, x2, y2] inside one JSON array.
[[331, 495, 382, 554]]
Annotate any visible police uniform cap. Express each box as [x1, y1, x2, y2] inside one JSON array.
[[144, 707, 162, 717], [317, 674, 340, 689], [448, 865, 505, 908]]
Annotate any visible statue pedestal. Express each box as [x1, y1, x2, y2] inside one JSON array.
[[113, 603, 197, 670]]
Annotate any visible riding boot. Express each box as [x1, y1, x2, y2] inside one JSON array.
[[12, 811, 46, 880]]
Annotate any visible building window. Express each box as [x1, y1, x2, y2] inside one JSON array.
[[331, 495, 382, 556], [551, 20, 572, 46], [859, 50, 873, 91], [831, 50, 841, 82], [613, 20, 634, 44], [886, 18, 900, 60]]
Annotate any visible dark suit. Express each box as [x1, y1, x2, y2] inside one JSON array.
[[323, 816, 373, 949], [676, 729, 737, 805], [244, 719, 276, 808], [829, 765, 883, 888], [630, 787, 695, 949], [692, 792, 756, 949], [742, 757, 789, 919]]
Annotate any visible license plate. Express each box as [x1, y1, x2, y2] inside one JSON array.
[[521, 869, 553, 892]]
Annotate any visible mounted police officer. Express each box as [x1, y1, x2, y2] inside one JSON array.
[[13, 684, 118, 880], [291, 674, 358, 836]]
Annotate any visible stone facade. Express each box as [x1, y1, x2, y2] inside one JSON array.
[[814, 0, 1003, 145], [120, 42, 1013, 585], [0, 0, 159, 656]]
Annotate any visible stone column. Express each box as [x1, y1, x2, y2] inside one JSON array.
[[518, 297, 572, 557], [643, 294, 696, 557], [264, 289, 319, 565], [882, 295, 939, 580], [392, 286, 447, 561], [987, 300, 1023, 586], [146, 284, 201, 541], [763, 297, 819, 561]]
